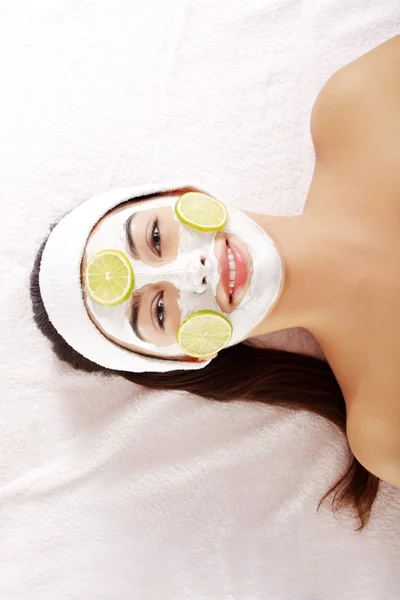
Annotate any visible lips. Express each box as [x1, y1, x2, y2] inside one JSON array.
[[220, 238, 249, 304]]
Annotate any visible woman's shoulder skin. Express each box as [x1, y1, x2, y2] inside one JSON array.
[[310, 34, 400, 164], [346, 385, 400, 489], [308, 35, 400, 489]]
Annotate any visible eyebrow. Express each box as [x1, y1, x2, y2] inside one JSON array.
[[124, 213, 140, 260], [128, 289, 145, 342]]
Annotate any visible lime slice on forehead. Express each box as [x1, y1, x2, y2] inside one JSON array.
[[175, 192, 228, 231], [177, 310, 233, 358], [85, 249, 134, 306]]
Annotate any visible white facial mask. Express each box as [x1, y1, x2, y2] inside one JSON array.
[[84, 196, 283, 356]]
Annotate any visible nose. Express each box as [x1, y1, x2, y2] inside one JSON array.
[[189, 254, 210, 294], [149, 250, 214, 295]]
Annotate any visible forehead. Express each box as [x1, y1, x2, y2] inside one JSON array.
[[92, 193, 177, 233]]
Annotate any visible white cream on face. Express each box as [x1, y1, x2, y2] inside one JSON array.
[[83, 196, 283, 356]]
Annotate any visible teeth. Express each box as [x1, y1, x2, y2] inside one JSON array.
[[227, 246, 236, 292]]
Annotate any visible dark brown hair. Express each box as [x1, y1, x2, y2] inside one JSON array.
[[30, 200, 380, 532]]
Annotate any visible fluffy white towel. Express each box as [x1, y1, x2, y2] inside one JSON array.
[[0, 1, 399, 599]]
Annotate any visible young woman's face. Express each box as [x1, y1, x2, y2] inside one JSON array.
[[81, 193, 254, 359]]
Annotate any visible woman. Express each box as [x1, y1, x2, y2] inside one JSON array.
[[30, 35, 400, 532]]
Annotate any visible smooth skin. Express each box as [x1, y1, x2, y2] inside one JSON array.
[[253, 34, 400, 489]]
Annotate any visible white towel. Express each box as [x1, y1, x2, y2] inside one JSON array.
[[0, 1, 399, 598]]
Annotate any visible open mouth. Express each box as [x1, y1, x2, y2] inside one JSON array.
[[220, 237, 249, 305]]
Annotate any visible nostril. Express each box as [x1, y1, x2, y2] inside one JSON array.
[[200, 256, 206, 266], [202, 276, 208, 285]]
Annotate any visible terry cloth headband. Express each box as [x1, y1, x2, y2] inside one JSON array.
[[39, 182, 213, 373]]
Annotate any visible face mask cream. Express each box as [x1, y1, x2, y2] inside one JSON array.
[[84, 196, 283, 356]]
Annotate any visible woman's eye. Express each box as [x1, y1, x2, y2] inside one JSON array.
[[152, 218, 161, 256], [155, 292, 165, 330]]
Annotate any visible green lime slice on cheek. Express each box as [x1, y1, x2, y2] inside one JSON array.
[[85, 250, 134, 306], [174, 192, 228, 231], [177, 310, 233, 358]]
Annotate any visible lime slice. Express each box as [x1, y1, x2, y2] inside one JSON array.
[[177, 310, 233, 358], [85, 249, 134, 306], [175, 192, 228, 231]]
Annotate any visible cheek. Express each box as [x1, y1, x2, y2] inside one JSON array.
[[175, 288, 221, 322], [162, 217, 180, 262], [165, 284, 183, 334]]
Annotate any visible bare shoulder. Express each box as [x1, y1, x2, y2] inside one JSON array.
[[310, 35, 400, 160], [346, 383, 400, 488]]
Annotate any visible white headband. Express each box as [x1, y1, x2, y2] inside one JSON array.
[[39, 183, 214, 373]]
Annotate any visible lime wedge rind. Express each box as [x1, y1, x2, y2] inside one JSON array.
[[85, 249, 135, 306], [177, 309, 232, 358], [175, 192, 228, 232]]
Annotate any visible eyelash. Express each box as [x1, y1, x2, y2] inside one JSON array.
[[151, 217, 161, 257], [153, 291, 165, 330]]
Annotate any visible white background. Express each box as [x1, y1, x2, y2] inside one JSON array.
[[0, 1, 399, 598]]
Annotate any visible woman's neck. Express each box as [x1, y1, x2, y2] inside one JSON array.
[[244, 208, 343, 340]]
